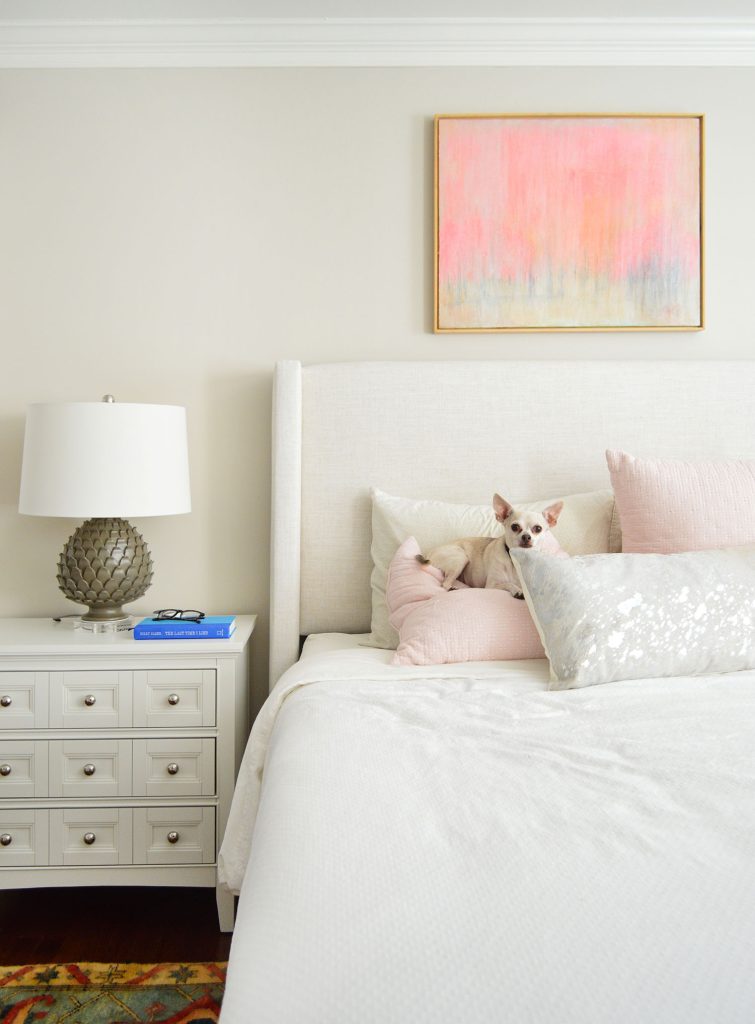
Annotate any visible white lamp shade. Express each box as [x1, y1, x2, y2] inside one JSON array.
[[19, 401, 191, 518]]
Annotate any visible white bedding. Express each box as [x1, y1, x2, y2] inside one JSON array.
[[219, 638, 755, 1024]]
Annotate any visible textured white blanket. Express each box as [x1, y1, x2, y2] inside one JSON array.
[[219, 643, 755, 1024]]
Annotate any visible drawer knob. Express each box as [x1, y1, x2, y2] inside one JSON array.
[[168, 693, 180, 706], [83, 832, 96, 845], [84, 694, 97, 707], [0, 764, 11, 777], [83, 763, 96, 777], [0, 834, 11, 846], [167, 831, 180, 844], [0, 696, 11, 708], [167, 762, 180, 775]]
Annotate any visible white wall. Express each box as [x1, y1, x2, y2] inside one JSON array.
[[1, 65, 753, 707]]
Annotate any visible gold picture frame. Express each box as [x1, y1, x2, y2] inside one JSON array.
[[434, 113, 704, 333]]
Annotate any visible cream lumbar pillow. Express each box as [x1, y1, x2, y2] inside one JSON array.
[[366, 488, 621, 649], [511, 545, 755, 689]]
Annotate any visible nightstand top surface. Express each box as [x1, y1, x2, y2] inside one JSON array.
[[0, 615, 256, 656]]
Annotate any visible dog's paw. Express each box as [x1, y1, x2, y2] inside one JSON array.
[[513, 591, 525, 600]]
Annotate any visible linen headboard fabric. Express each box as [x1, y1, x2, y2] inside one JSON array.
[[269, 360, 755, 688]]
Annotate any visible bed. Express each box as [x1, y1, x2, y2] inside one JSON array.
[[218, 360, 755, 1023]]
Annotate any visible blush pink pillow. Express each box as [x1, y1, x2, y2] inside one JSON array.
[[386, 536, 562, 666], [607, 450, 755, 554]]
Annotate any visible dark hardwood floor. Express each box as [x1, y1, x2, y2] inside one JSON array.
[[0, 887, 233, 964]]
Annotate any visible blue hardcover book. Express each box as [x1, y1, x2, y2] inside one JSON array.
[[134, 616, 236, 640]]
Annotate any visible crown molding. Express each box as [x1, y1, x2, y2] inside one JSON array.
[[0, 17, 754, 69]]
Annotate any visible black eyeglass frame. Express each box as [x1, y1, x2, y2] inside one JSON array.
[[152, 609, 206, 622]]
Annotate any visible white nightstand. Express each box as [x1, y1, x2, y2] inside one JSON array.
[[0, 615, 255, 932]]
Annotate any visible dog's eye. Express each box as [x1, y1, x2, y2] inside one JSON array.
[[532, 524, 542, 534], [511, 523, 521, 533]]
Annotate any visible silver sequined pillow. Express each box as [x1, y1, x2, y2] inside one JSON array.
[[511, 546, 755, 689]]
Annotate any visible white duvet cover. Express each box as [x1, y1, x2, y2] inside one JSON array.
[[219, 637, 755, 1024]]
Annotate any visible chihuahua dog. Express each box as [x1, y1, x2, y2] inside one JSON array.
[[417, 494, 563, 598]]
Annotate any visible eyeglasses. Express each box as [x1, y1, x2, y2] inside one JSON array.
[[153, 609, 205, 622]]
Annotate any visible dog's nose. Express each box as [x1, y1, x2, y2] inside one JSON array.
[[521, 533, 531, 544]]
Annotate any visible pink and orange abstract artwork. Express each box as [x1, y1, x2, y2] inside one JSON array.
[[435, 115, 703, 332]]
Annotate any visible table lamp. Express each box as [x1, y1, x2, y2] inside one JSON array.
[[19, 396, 191, 630]]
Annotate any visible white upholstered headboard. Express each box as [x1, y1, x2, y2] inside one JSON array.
[[269, 360, 755, 688]]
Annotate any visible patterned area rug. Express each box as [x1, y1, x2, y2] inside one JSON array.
[[0, 962, 226, 1023]]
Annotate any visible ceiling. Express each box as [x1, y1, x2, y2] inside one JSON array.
[[2, 0, 754, 19]]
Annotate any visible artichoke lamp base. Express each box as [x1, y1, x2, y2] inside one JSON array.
[[56, 517, 154, 622]]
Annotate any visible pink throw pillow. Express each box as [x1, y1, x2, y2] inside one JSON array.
[[607, 450, 755, 554], [386, 536, 560, 666]]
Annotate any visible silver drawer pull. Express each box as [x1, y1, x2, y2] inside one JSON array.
[[167, 693, 180, 706], [83, 763, 96, 776], [167, 831, 180, 844], [0, 696, 11, 708], [84, 695, 97, 707], [167, 762, 180, 775], [0, 834, 11, 846], [83, 832, 96, 845], [0, 764, 11, 777]]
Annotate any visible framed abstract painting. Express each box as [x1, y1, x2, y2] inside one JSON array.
[[434, 114, 703, 333]]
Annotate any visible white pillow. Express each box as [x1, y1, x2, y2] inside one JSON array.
[[366, 488, 621, 649], [511, 545, 755, 689]]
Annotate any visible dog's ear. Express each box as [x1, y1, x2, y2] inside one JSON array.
[[543, 500, 564, 527], [493, 494, 513, 522]]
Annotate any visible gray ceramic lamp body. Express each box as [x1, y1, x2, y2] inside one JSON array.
[[57, 517, 154, 621], [19, 398, 190, 621]]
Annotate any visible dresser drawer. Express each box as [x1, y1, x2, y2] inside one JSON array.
[[0, 741, 48, 799], [49, 671, 132, 729], [50, 808, 132, 866], [49, 740, 132, 799], [133, 739, 215, 797], [133, 806, 215, 865], [0, 809, 48, 867], [0, 672, 48, 729], [133, 670, 216, 728]]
